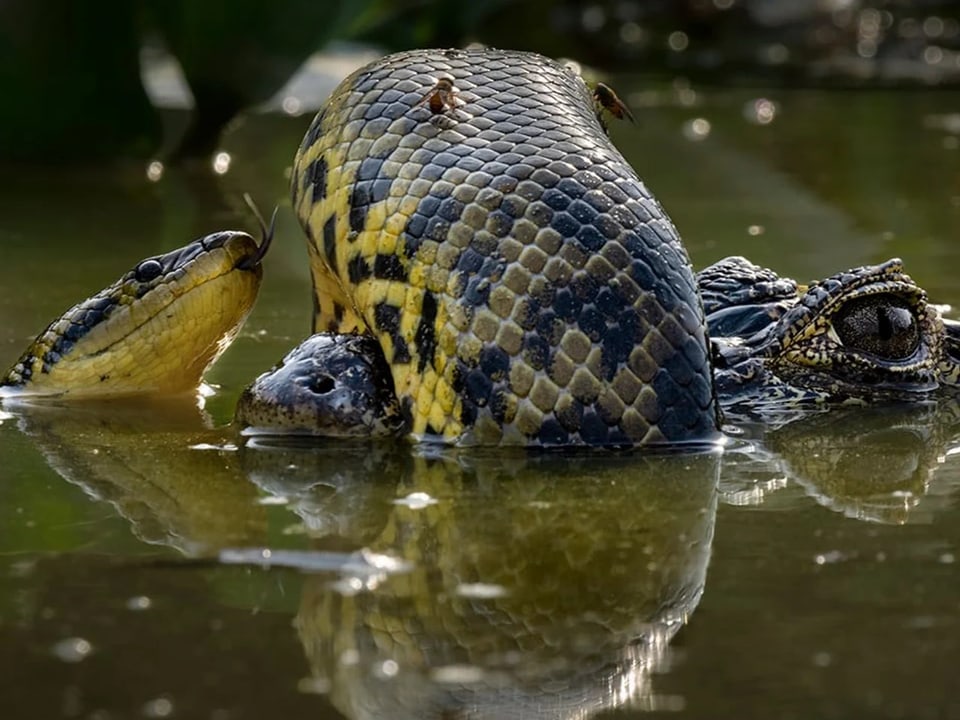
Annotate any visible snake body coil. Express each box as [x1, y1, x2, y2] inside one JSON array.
[[291, 48, 718, 447]]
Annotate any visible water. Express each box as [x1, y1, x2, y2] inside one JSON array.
[[1, 76, 959, 719]]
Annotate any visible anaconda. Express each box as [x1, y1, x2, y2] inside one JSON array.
[[3, 48, 960, 446]]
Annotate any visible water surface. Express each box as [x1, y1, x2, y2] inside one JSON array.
[[1, 78, 959, 719]]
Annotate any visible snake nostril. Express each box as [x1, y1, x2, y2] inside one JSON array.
[[310, 375, 336, 395]]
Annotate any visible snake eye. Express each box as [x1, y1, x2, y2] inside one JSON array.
[[833, 294, 920, 360], [134, 259, 163, 283]]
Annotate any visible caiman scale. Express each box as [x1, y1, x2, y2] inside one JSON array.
[[3, 48, 960, 447]]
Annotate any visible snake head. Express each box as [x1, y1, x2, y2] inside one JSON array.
[[2, 230, 266, 398]]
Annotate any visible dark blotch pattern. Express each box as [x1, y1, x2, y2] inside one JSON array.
[[323, 216, 337, 271], [373, 253, 407, 282], [374, 302, 410, 364], [414, 291, 438, 373], [348, 255, 372, 285], [306, 156, 327, 202]]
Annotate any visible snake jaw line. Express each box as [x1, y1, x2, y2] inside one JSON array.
[[3, 233, 263, 398]]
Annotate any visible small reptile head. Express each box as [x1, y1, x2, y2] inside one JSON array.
[[707, 257, 958, 415], [2, 230, 267, 398], [235, 333, 405, 438]]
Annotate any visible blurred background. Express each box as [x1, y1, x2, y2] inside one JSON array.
[[1, 0, 958, 162]]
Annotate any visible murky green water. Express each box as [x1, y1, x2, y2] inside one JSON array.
[[1, 78, 959, 719]]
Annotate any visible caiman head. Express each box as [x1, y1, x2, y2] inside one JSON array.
[[700, 256, 960, 418]]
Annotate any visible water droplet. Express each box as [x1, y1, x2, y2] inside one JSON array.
[[281, 96, 302, 116], [924, 46, 944, 65], [682, 118, 711, 141], [212, 152, 231, 175], [256, 495, 289, 506], [744, 98, 777, 125], [127, 595, 152, 611], [52, 637, 93, 663], [146, 161, 164, 182], [747, 225, 765, 236], [814, 550, 848, 565], [923, 16, 945, 38], [668, 31, 689, 52], [939, 552, 955, 564], [376, 659, 400, 678], [812, 651, 832, 667]]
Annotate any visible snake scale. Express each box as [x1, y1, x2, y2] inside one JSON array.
[[289, 48, 718, 447]]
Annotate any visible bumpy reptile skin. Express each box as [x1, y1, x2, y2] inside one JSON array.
[[291, 48, 718, 447]]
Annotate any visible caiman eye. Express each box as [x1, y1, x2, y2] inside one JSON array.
[[833, 294, 920, 360], [134, 259, 163, 283]]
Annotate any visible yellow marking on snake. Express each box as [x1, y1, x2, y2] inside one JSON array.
[[3, 233, 263, 398]]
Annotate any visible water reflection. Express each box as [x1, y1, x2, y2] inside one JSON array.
[[722, 401, 960, 524], [269, 446, 719, 719], [7, 398, 265, 551], [6, 399, 719, 718], [6, 388, 960, 716]]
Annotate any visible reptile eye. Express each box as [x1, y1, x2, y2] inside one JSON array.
[[833, 294, 920, 360], [134, 259, 163, 283]]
